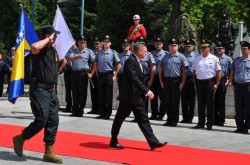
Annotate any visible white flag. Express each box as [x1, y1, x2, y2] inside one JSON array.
[[53, 5, 75, 60]]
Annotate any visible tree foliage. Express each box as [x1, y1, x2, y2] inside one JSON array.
[[0, 0, 250, 55]]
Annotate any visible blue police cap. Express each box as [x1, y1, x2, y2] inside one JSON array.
[[122, 39, 130, 45], [78, 35, 86, 42], [185, 39, 195, 46], [216, 42, 225, 48], [168, 38, 179, 45], [103, 35, 112, 41], [135, 36, 145, 43], [94, 37, 100, 43], [240, 41, 250, 48], [155, 37, 165, 43]]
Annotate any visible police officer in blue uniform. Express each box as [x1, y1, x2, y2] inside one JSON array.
[[61, 44, 75, 112], [159, 38, 188, 127], [135, 36, 156, 114], [94, 35, 121, 120], [0, 52, 6, 97], [214, 42, 232, 126], [68, 35, 96, 117], [150, 37, 167, 120], [180, 39, 198, 123], [88, 37, 101, 114], [229, 41, 250, 134], [13, 25, 63, 163], [117, 39, 132, 93], [192, 39, 221, 130]]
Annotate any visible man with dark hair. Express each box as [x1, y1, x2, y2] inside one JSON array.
[[192, 39, 221, 130], [12, 25, 64, 163], [110, 42, 167, 151], [229, 41, 250, 134]]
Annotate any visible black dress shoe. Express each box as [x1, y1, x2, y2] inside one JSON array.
[[157, 116, 164, 121], [150, 142, 168, 151], [207, 126, 212, 130], [170, 123, 177, 127], [110, 141, 124, 149], [163, 121, 171, 126], [96, 115, 104, 119], [87, 110, 97, 114], [69, 113, 78, 117], [180, 120, 188, 123], [103, 116, 110, 120], [187, 119, 193, 124], [234, 129, 242, 133], [77, 113, 83, 117], [149, 116, 157, 120], [192, 124, 204, 129], [130, 119, 137, 122], [242, 129, 249, 134]]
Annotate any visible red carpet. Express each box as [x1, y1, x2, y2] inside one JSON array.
[[1, 123, 250, 165]]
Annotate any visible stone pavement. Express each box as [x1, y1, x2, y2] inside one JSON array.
[[0, 96, 250, 164]]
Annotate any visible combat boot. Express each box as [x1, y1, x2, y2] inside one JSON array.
[[13, 134, 25, 157], [43, 145, 63, 164]]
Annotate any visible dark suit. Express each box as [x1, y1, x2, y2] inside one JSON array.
[[111, 54, 160, 147], [5, 56, 13, 93]]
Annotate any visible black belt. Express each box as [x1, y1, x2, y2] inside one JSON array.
[[235, 82, 250, 87], [35, 82, 55, 89], [186, 76, 193, 79], [72, 70, 87, 73], [98, 71, 113, 75], [197, 78, 215, 83], [164, 77, 181, 81]]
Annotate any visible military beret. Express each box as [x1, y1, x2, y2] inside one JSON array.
[[122, 39, 130, 45], [78, 35, 87, 42], [103, 35, 112, 41], [185, 39, 195, 46], [94, 37, 100, 43], [155, 37, 165, 43], [200, 39, 212, 47], [240, 41, 250, 48], [216, 42, 225, 48], [168, 38, 179, 45], [135, 36, 145, 43], [41, 25, 60, 36]]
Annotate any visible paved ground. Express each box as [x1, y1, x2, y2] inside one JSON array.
[[0, 96, 249, 164]]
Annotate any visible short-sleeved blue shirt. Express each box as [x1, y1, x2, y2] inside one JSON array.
[[231, 56, 250, 83]]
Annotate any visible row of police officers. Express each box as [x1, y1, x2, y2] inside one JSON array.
[[62, 34, 250, 134]]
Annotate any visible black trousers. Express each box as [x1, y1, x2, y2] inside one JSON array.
[[90, 72, 99, 113], [71, 71, 88, 115], [117, 73, 123, 94], [63, 68, 72, 110], [180, 77, 196, 122], [0, 71, 4, 97], [98, 72, 113, 117], [234, 83, 250, 131], [143, 74, 150, 113], [111, 99, 160, 147], [196, 79, 215, 126], [150, 76, 165, 118], [214, 80, 227, 124], [6, 71, 11, 93], [163, 78, 181, 124], [22, 87, 59, 146]]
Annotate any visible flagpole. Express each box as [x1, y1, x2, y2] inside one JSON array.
[[80, 0, 84, 35]]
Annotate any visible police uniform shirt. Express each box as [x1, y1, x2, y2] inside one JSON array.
[[95, 48, 120, 72], [70, 47, 95, 71], [184, 52, 198, 76], [118, 50, 132, 73], [31, 46, 59, 84], [161, 52, 189, 77], [218, 54, 232, 78], [231, 56, 250, 83], [65, 50, 73, 67], [141, 52, 156, 75], [192, 53, 221, 80], [151, 49, 167, 75]]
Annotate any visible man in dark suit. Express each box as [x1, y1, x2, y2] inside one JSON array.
[[110, 43, 167, 151]]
